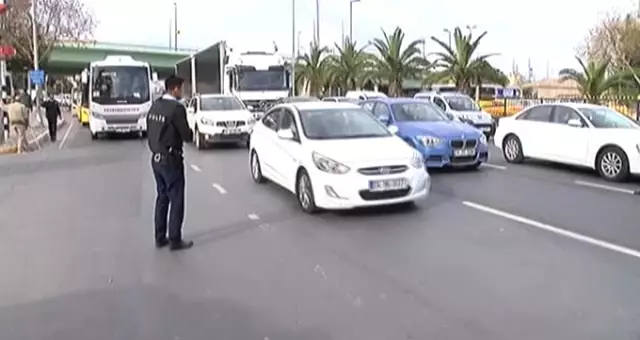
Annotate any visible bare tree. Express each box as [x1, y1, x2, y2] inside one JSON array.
[[580, 13, 640, 70], [1, 0, 97, 68]]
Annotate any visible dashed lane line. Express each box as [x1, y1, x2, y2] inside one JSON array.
[[247, 213, 260, 220], [481, 163, 507, 170], [462, 200, 640, 260], [190, 164, 201, 172], [212, 183, 227, 194], [573, 180, 637, 195]]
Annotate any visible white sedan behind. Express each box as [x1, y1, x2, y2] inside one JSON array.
[[249, 102, 430, 213], [494, 102, 640, 181]]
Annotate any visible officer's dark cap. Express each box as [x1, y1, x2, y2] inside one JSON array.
[[165, 74, 184, 91]]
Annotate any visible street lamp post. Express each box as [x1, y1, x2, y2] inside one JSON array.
[[291, 0, 296, 95], [30, 0, 43, 124], [173, 2, 178, 51], [349, 0, 360, 41], [465, 24, 477, 35], [315, 0, 320, 44], [443, 28, 452, 48]]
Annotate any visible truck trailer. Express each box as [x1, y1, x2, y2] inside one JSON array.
[[175, 41, 293, 113]]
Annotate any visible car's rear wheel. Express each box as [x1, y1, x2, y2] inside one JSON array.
[[296, 169, 319, 214], [250, 150, 266, 184], [596, 146, 630, 182], [502, 134, 524, 163]]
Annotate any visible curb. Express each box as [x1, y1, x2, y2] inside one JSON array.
[[0, 119, 67, 155]]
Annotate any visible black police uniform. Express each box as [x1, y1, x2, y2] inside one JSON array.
[[146, 94, 193, 246], [42, 98, 61, 141]]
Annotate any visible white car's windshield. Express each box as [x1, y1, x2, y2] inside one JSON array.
[[299, 108, 392, 140], [201, 97, 245, 111], [392, 102, 449, 122], [578, 107, 638, 129], [446, 96, 480, 111]]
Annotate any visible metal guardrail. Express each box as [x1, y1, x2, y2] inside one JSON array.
[[479, 97, 640, 120]]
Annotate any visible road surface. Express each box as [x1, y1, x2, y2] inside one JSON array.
[[1, 126, 639, 340]]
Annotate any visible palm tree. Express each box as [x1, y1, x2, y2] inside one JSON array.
[[371, 27, 425, 96], [295, 43, 331, 97], [327, 38, 373, 94], [559, 57, 629, 103], [430, 27, 496, 94]]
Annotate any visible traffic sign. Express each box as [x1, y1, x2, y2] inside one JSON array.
[[0, 45, 15, 58], [29, 70, 45, 86]]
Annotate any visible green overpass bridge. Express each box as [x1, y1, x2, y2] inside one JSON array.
[[46, 41, 195, 77]]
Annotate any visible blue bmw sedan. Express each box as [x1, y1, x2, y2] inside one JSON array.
[[361, 98, 489, 168]]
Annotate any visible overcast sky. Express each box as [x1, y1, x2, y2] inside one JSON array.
[[83, 0, 637, 79]]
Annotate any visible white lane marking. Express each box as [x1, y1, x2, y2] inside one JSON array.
[[573, 180, 636, 195], [190, 164, 201, 172], [462, 200, 640, 260], [211, 183, 227, 194], [58, 121, 75, 149], [481, 163, 506, 170], [247, 213, 260, 220]]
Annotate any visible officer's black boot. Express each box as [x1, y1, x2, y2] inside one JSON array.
[[169, 240, 194, 251]]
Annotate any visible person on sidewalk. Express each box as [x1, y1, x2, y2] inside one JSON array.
[[42, 94, 62, 142], [146, 74, 194, 251], [7, 96, 30, 153], [18, 89, 32, 111]]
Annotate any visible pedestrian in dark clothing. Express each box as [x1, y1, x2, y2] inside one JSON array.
[[42, 94, 62, 142], [146, 74, 194, 251], [18, 90, 32, 110]]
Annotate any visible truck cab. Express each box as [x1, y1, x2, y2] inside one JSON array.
[[224, 49, 293, 113]]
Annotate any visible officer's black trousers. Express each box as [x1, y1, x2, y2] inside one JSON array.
[[46, 116, 57, 141], [151, 155, 185, 242]]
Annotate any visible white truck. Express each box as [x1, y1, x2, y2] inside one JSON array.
[[175, 41, 293, 114], [78, 55, 157, 140]]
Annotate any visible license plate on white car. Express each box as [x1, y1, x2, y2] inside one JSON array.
[[480, 126, 491, 132], [115, 127, 131, 133], [453, 148, 475, 157], [222, 128, 241, 135], [369, 178, 409, 192]]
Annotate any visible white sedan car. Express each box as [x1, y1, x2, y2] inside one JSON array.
[[495, 102, 640, 181], [249, 102, 430, 213], [186, 94, 256, 149]]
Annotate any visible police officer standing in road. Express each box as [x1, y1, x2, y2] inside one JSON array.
[[42, 94, 62, 142], [146, 75, 194, 251]]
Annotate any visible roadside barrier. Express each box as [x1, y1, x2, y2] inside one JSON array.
[[1, 110, 8, 143]]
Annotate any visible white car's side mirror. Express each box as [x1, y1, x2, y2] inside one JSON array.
[[388, 125, 399, 134], [567, 118, 583, 127], [277, 128, 295, 140]]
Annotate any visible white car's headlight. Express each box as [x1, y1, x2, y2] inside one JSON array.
[[91, 111, 104, 119], [416, 135, 442, 147], [312, 152, 350, 174], [247, 116, 256, 125], [200, 117, 215, 125], [410, 151, 424, 169], [479, 134, 487, 144]]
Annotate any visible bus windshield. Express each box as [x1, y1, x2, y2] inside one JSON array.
[[91, 66, 150, 105]]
